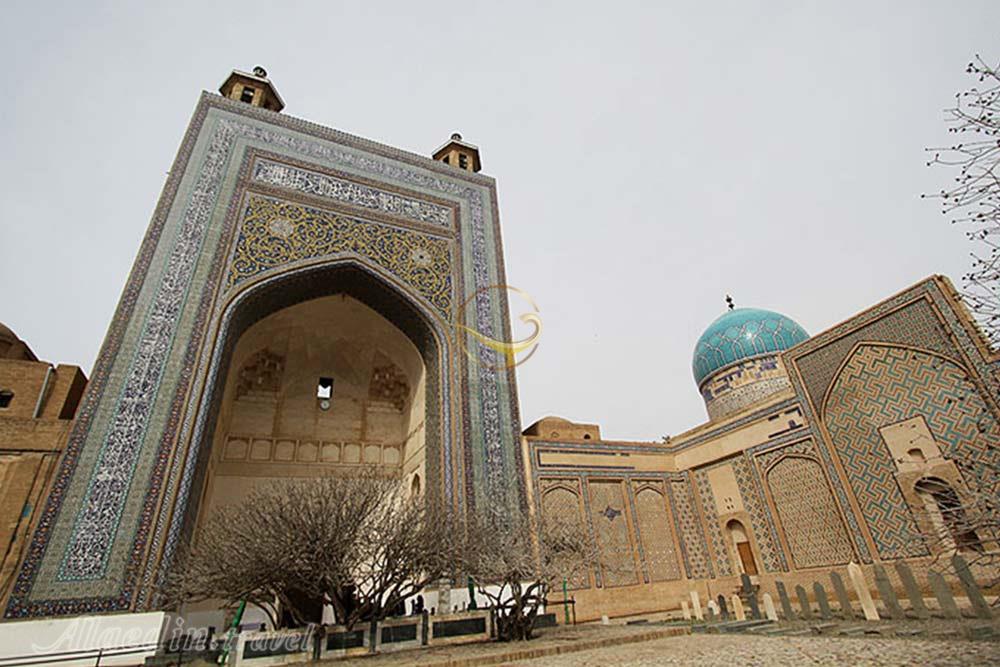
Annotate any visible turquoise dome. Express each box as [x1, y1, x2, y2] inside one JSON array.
[[692, 308, 809, 386]]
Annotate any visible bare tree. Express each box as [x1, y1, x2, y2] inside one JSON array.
[[910, 471, 1000, 598], [163, 468, 457, 637], [463, 508, 596, 642], [926, 55, 1000, 348], [348, 484, 460, 650], [922, 55, 1000, 600]]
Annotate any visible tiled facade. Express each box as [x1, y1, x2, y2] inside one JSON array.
[[4, 72, 999, 627], [4, 93, 524, 618], [764, 453, 854, 569], [525, 277, 999, 622], [824, 343, 1000, 560]]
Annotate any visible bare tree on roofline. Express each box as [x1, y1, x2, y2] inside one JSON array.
[[925, 55, 1000, 350]]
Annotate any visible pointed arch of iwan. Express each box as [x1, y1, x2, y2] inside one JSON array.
[[151, 256, 456, 592]]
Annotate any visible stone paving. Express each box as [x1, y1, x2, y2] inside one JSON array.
[[318, 624, 683, 666], [508, 633, 1000, 666]]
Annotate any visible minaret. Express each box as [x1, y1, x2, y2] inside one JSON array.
[[432, 133, 482, 172], [218, 66, 285, 112]]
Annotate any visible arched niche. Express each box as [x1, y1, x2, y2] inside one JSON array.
[[725, 518, 758, 576], [822, 343, 1000, 561], [195, 293, 427, 527], [166, 260, 449, 570], [765, 454, 854, 569]]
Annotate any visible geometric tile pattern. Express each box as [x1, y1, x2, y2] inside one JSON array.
[[755, 438, 817, 471], [797, 299, 952, 413], [693, 469, 733, 577], [228, 195, 453, 317], [54, 121, 245, 585], [765, 454, 855, 569], [704, 372, 791, 421], [540, 481, 590, 590], [693, 308, 809, 385], [824, 344, 1000, 560], [588, 480, 639, 587], [731, 456, 783, 572], [667, 478, 713, 580], [633, 485, 682, 582]]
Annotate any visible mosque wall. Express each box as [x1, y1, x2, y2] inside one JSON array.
[[784, 277, 1000, 566], [525, 276, 1000, 622]]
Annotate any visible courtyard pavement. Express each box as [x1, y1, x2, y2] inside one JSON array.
[[313, 620, 1000, 667], [508, 633, 1000, 666]]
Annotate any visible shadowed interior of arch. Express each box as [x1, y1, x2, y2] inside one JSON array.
[[166, 263, 446, 588]]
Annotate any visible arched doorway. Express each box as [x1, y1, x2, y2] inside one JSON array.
[[726, 519, 757, 575], [164, 261, 449, 583], [914, 477, 983, 554]]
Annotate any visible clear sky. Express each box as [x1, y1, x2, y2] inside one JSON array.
[[1, 1, 996, 440]]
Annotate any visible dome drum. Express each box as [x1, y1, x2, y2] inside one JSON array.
[[692, 308, 808, 420]]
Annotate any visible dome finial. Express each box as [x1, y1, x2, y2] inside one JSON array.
[[725, 294, 735, 311]]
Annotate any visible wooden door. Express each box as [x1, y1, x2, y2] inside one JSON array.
[[736, 541, 757, 575]]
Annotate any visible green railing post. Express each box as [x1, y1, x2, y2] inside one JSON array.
[[218, 599, 247, 665]]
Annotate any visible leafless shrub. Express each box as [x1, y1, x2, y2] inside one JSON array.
[[348, 482, 460, 647], [909, 470, 1000, 598], [463, 508, 597, 641]]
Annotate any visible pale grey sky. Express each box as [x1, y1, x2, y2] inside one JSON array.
[[1, 1, 995, 440]]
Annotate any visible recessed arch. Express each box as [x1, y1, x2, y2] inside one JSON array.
[[540, 482, 590, 589], [762, 451, 820, 476], [822, 342, 1000, 561], [633, 485, 681, 582], [725, 518, 757, 576], [160, 257, 453, 583], [765, 454, 854, 568], [819, 341, 969, 421]]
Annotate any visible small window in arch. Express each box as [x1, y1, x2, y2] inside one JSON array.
[[583, 434, 592, 440], [908, 448, 926, 462], [459, 153, 469, 169], [317, 377, 334, 400], [240, 86, 256, 103], [0, 390, 12, 408]]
